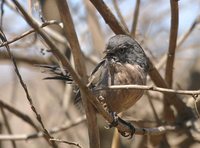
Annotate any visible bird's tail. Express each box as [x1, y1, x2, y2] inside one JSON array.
[[36, 64, 81, 103], [36, 64, 73, 83]]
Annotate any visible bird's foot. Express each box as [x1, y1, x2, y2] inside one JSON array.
[[105, 112, 135, 139], [117, 119, 135, 139]]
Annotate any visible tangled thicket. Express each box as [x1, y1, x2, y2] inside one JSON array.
[[0, 0, 200, 148]]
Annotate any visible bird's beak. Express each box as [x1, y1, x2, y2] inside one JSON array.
[[104, 48, 111, 54]]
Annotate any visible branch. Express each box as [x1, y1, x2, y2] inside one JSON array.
[[177, 15, 200, 49], [0, 107, 17, 148], [112, 0, 129, 31], [131, 0, 140, 37], [165, 0, 179, 87], [50, 138, 81, 148], [155, 15, 200, 77], [54, 1, 100, 147], [0, 99, 39, 131], [83, 0, 105, 55], [0, 124, 179, 140], [99, 84, 200, 95], [0, 20, 60, 47], [136, 124, 178, 135], [89, 0, 129, 34], [0, 115, 85, 141]]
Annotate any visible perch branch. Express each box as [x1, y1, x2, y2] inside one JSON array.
[[100, 84, 200, 95]]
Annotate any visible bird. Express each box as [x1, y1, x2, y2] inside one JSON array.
[[41, 34, 149, 114], [87, 34, 149, 113]]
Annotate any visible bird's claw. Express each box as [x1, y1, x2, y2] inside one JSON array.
[[105, 112, 135, 139], [118, 121, 135, 139]]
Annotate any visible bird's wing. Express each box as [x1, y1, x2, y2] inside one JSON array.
[[88, 59, 108, 88], [74, 59, 106, 103]]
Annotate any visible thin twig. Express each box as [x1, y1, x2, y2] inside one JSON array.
[[177, 16, 200, 49], [99, 84, 200, 95], [50, 138, 81, 148], [165, 0, 179, 87], [83, 0, 105, 55], [0, 123, 179, 140], [156, 15, 200, 75], [112, 0, 129, 31], [0, 107, 17, 148], [0, 115, 85, 141], [5, 0, 67, 44], [146, 92, 161, 124], [0, 0, 5, 27], [0, 99, 39, 131], [135, 124, 178, 135], [0, 20, 60, 47], [131, 0, 140, 37]]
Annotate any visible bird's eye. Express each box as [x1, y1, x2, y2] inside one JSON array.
[[119, 48, 126, 54]]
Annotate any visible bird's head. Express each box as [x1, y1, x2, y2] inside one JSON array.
[[104, 34, 149, 72]]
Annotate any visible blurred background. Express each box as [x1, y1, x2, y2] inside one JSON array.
[[0, 0, 200, 147]]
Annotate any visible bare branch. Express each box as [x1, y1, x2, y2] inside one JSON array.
[[54, 1, 100, 147], [0, 99, 39, 131], [0, 115, 85, 141], [165, 0, 179, 87], [0, 107, 17, 148], [0, 20, 60, 47], [112, 0, 129, 31], [50, 138, 82, 148], [90, 0, 129, 34], [0, 123, 179, 140], [131, 0, 140, 37], [100, 84, 200, 95]]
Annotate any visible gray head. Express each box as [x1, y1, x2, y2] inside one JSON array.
[[105, 34, 149, 72]]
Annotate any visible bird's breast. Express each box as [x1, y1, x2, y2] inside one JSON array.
[[94, 62, 147, 113]]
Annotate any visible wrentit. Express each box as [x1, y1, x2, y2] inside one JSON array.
[[88, 34, 149, 113], [42, 34, 149, 114]]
